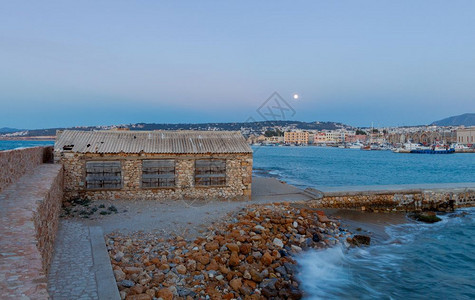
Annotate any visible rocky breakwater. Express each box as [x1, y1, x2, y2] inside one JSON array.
[[106, 202, 353, 300]]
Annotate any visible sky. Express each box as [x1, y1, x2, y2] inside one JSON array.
[[1, 1, 474, 129]]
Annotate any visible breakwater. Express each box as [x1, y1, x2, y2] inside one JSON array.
[[304, 184, 475, 211]]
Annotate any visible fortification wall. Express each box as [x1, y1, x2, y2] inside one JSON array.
[[0, 147, 62, 299], [307, 188, 475, 211], [0, 146, 53, 193]]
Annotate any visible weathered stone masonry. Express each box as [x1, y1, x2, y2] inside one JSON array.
[[307, 188, 475, 211], [0, 147, 62, 300], [58, 152, 253, 202], [0, 146, 52, 193]]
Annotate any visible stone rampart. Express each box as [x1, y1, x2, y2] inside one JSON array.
[[306, 187, 475, 211], [0, 164, 63, 299], [0, 146, 53, 193]]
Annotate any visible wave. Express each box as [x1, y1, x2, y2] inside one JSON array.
[[297, 208, 475, 299]]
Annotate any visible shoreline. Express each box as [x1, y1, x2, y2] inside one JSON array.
[[98, 178, 427, 299], [60, 176, 470, 299]]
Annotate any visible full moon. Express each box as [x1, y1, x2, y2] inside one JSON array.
[[293, 93, 299, 100]]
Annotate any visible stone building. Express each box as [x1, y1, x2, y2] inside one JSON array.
[[456, 127, 475, 145], [54, 130, 253, 201], [387, 130, 456, 145]]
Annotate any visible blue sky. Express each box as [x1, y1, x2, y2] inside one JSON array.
[[1, 1, 474, 129]]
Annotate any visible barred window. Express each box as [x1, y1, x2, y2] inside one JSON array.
[[142, 160, 175, 188], [195, 159, 226, 186], [86, 161, 122, 189]]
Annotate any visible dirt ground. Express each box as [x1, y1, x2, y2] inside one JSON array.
[[67, 177, 314, 239]]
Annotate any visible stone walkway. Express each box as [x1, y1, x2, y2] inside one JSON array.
[[47, 220, 99, 300]]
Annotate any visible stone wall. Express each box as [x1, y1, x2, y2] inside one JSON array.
[[0, 164, 63, 299], [0, 146, 52, 193], [56, 152, 253, 202], [308, 188, 475, 212], [34, 166, 64, 272]]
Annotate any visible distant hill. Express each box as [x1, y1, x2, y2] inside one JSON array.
[[431, 113, 475, 126], [0, 121, 351, 137], [0, 127, 21, 133]]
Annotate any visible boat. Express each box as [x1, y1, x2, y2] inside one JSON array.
[[451, 143, 470, 150], [392, 142, 428, 153], [410, 148, 455, 154], [349, 142, 364, 149], [361, 144, 371, 151]]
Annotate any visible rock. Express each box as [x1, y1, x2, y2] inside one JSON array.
[[177, 287, 194, 297], [317, 214, 331, 223], [284, 262, 296, 274], [226, 243, 239, 253], [293, 221, 298, 228], [129, 285, 145, 295], [205, 241, 219, 251], [273, 238, 284, 248], [261, 278, 278, 290], [229, 278, 242, 291], [176, 264, 187, 275], [114, 268, 126, 281], [206, 259, 219, 271], [124, 266, 142, 274], [216, 274, 224, 281], [239, 243, 252, 255], [119, 280, 135, 288], [262, 287, 278, 298], [291, 245, 302, 253], [125, 294, 151, 300], [278, 249, 288, 257], [185, 259, 196, 272], [156, 288, 174, 300], [114, 251, 124, 262], [275, 265, 287, 275], [312, 233, 320, 242], [409, 212, 442, 223], [349, 235, 371, 246], [243, 270, 251, 279], [229, 251, 241, 267], [254, 224, 265, 231], [289, 286, 303, 299], [261, 252, 273, 266], [195, 253, 210, 265], [250, 269, 263, 282]]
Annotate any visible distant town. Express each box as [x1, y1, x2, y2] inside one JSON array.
[[1, 114, 474, 150]]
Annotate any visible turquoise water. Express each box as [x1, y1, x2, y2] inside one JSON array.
[[252, 146, 475, 299], [0, 140, 54, 151], [298, 208, 475, 299], [252, 146, 475, 189]]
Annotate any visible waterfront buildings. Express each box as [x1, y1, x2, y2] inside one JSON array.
[[284, 131, 309, 145], [54, 130, 253, 201], [457, 127, 475, 145]]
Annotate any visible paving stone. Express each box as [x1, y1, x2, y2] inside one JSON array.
[[47, 220, 99, 300]]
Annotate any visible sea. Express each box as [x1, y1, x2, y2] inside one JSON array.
[[0, 140, 54, 151], [253, 146, 475, 299]]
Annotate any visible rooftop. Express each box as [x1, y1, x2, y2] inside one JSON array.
[[55, 130, 252, 154]]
